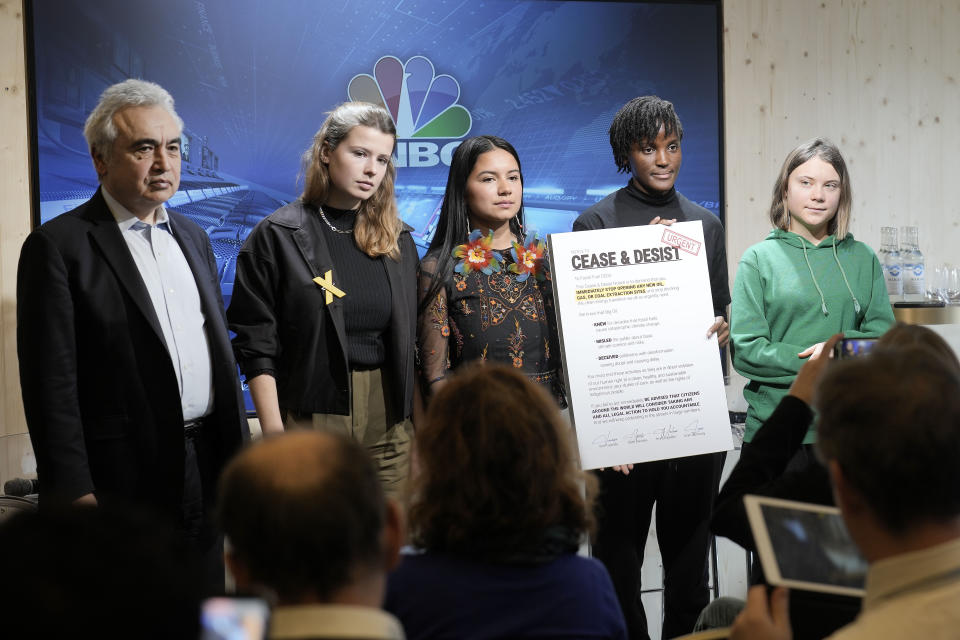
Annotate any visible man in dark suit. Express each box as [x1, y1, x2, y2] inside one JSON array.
[[16, 79, 246, 588]]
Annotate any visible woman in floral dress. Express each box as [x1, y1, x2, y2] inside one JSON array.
[[417, 135, 565, 406]]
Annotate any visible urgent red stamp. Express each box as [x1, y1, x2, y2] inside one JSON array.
[[661, 228, 701, 256]]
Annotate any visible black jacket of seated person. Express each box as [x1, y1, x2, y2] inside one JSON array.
[[711, 395, 833, 549], [711, 394, 859, 640]]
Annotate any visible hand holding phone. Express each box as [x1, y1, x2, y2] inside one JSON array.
[[790, 334, 844, 404]]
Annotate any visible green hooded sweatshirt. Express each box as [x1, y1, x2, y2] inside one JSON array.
[[731, 229, 895, 443]]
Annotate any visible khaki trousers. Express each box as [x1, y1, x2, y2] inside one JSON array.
[[284, 368, 414, 498]]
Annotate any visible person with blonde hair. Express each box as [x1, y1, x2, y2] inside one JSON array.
[[228, 102, 417, 495], [730, 137, 894, 448], [385, 363, 626, 639]]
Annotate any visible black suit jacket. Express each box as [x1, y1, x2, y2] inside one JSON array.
[[17, 189, 247, 515]]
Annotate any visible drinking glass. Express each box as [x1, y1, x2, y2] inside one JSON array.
[[948, 266, 960, 305], [931, 264, 949, 303]]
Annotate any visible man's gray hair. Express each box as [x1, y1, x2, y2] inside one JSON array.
[[83, 79, 184, 161]]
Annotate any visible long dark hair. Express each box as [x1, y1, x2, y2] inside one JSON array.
[[418, 135, 525, 315]]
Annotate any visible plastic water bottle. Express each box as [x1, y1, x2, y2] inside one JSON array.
[[900, 226, 925, 302], [879, 226, 902, 300]]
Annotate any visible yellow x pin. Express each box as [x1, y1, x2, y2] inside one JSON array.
[[313, 270, 346, 304]]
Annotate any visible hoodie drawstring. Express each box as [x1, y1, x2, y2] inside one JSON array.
[[833, 241, 862, 314], [801, 242, 830, 316], [801, 239, 862, 316]]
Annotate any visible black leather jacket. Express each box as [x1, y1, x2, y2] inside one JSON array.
[[228, 200, 418, 423]]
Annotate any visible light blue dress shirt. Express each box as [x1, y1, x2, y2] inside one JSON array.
[[102, 188, 214, 422]]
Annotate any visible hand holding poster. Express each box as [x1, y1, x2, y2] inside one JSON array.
[[549, 221, 732, 469]]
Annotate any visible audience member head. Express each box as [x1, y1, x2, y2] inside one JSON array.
[[877, 322, 960, 370], [608, 95, 684, 175], [0, 503, 201, 638], [408, 363, 595, 560], [300, 101, 401, 258], [218, 431, 401, 605], [768, 137, 852, 240], [816, 345, 960, 539]]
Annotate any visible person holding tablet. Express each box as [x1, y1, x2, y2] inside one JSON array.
[[731, 343, 960, 640]]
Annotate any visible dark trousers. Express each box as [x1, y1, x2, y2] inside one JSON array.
[[183, 428, 225, 596], [592, 452, 724, 640]]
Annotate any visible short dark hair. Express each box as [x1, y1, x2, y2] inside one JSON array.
[[609, 95, 684, 174], [0, 504, 201, 638], [816, 345, 960, 533], [218, 431, 386, 601], [408, 363, 595, 558]]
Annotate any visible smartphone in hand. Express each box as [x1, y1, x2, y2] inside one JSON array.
[[834, 338, 878, 359]]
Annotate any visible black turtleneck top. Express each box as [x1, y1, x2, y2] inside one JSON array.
[[318, 205, 392, 369], [573, 182, 730, 317]]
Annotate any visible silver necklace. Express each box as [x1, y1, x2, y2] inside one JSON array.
[[318, 205, 353, 234]]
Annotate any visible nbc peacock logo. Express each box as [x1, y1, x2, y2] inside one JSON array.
[[348, 55, 472, 168]]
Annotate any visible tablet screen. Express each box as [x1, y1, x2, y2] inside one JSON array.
[[745, 496, 867, 596]]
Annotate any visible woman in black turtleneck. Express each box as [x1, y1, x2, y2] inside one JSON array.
[[228, 102, 418, 496]]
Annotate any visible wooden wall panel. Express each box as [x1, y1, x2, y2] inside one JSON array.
[[0, 0, 30, 447], [723, 0, 960, 282]]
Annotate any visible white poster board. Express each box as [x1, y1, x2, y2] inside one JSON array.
[[549, 221, 732, 469]]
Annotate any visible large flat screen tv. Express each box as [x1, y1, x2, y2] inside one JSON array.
[[27, 0, 724, 412]]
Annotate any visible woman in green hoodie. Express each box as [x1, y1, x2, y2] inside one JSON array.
[[730, 138, 894, 445]]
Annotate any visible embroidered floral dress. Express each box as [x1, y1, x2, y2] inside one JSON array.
[[418, 231, 566, 406]]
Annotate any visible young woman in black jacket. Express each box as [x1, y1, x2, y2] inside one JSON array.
[[228, 102, 418, 495]]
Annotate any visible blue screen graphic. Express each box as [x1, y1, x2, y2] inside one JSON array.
[[28, 0, 722, 412]]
